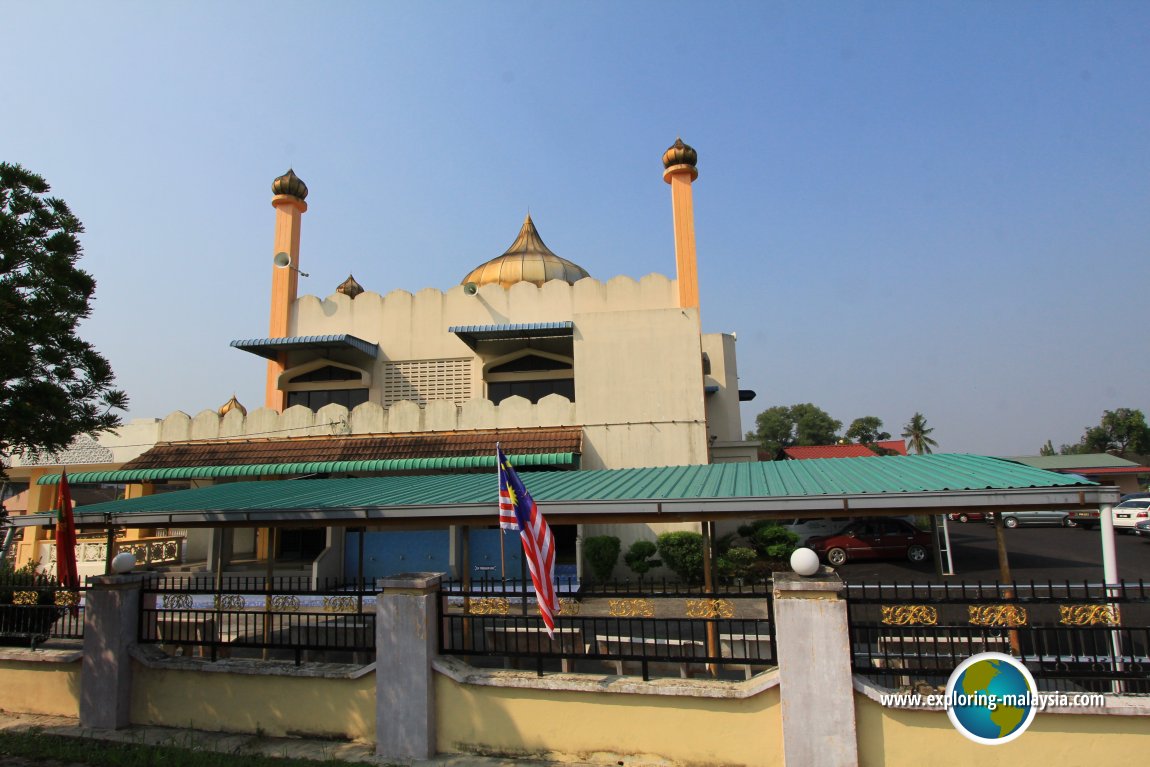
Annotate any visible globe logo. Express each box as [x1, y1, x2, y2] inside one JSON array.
[[945, 652, 1038, 744]]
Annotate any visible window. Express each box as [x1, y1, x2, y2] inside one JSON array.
[[280, 360, 370, 413], [483, 350, 574, 405]]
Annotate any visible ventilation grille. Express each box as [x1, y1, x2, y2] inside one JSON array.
[[382, 358, 472, 406]]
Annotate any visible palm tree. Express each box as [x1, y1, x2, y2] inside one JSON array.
[[901, 412, 938, 455]]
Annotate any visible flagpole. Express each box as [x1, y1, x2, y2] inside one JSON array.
[[499, 528, 506, 585]]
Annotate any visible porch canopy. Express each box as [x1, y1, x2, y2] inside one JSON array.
[[42, 454, 1119, 530]]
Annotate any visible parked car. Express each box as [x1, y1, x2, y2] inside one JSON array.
[[1074, 499, 1150, 532], [985, 511, 1075, 528], [1134, 519, 1150, 539], [947, 512, 986, 523], [806, 518, 932, 566], [1112, 499, 1150, 532], [776, 517, 851, 546]]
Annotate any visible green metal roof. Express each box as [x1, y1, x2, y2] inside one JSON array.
[[1006, 454, 1142, 470], [59, 454, 1112, 527], [35, 453, 576, 485]]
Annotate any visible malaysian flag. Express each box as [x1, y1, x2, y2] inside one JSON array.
[[497, 444, 559, 637]]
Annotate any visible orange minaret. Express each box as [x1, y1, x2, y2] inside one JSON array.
[[662, 138, 700, 311], [266, 169, 308, 411]]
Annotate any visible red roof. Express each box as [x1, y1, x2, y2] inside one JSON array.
[[783, 445, 878, 459], [1054, 466, 1150, 476], [781, 440, 908, 460]]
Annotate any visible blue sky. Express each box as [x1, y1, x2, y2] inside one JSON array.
[[5, 1, 1148, 455]]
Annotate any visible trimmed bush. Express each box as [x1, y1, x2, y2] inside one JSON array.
[[656, 531, 705, 584], [737, 521, 799, 561], [583, 535, 621, 583], [717, 546, 758, 583], [624, 539, 662, 578]]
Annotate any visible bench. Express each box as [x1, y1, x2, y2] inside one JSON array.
[[594, 634, 705, 678], [484, 626, 585, 672], [719, 632, 774, 679]]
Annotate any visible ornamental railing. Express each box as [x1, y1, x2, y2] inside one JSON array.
[[0, 571, 85, 648], [139, 575, 380, 664], [846, 579, 1150, 694], [439, 576, 775, 680]]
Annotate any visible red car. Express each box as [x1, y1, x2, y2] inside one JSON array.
[[806, 518, 933, 566], [947, 511, 986, 523]]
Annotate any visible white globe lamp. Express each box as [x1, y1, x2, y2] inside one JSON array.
[[790, 547, 820, 577], [111, 551, 137, 574]]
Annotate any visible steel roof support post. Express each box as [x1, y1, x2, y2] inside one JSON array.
[[1098, 502, 1125, 692]]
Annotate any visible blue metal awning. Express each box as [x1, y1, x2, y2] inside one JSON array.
[[230, 334, 379, 361], [448, 322, 574, 349]]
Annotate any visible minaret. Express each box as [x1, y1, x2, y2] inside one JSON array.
[[266, 169, 308, 411], [662, 138, 700, 311]]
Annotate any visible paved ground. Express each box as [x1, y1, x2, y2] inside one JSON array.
[[0, 711, 609, 767], [831, 519, 1150, 583]]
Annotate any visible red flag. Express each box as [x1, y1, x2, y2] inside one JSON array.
[[497, 444, 559, 637], [55, 470, 80, 591]]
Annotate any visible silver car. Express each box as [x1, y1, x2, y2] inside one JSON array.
[[986, 510, 1076, 529]]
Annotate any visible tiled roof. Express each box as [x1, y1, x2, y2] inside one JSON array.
[[120, 427, 582, 470], [874, 440, 908, 455], [784, 445, 878, 459]]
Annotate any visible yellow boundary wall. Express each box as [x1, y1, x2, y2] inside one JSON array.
[[855, 689, 1150, 766], [129, 660, 376, 742], [433, 658, 784, 767], [0, 655, 81, 718]]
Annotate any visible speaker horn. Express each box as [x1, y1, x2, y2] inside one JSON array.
[[463, 282, 478, 296], [272, 251, 309, 277]]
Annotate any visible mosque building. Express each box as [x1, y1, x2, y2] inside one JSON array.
[[6, 139, 758, 581]]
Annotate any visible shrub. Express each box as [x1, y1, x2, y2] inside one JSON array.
[[737, 521, 799, 561], [717, 546, 758, 583], [656, 531, 705, 584], [583, 535, 621, 583], [623, 540, 662, 578]]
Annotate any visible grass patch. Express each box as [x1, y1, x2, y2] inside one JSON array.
[[0, 728, 382, 767]]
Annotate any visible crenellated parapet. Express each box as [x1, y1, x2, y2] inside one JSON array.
[[291, 273, 678, 351], [156, 394, 578, 443]]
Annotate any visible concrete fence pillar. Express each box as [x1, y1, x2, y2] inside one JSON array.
[[79, 573, 145, 729], [376, 572, 442, 761], [773, 571, 859, 767]]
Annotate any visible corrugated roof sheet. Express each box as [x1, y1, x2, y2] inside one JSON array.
[[1007, 454, 1141, 470], [448, 322, 574, 349], [115, 427, 581, 471], [230, 335, 379, 360], [67, 454, 1094, 518]]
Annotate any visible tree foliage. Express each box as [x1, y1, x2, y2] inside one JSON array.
[[1059, 408, 1150, 457], [582, 535, 621, 583], [901, 412, 938, 455], [656, 531, 705, 584], [845, 416, 891, 446], [746, 403, 842, 457], [1039, 439, 1056, 456], [0, 163, 127, 474]]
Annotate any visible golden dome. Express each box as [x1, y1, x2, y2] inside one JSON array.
[[272, 168, 308, 200], [218, 394, 247, 417], [662, 137, 698, 170], [461, 215, 590, 289], [336, 274, 364, 298]]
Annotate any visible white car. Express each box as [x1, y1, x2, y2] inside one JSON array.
[[778, 518, 850, 546], [1112, 499, 1150, 532]]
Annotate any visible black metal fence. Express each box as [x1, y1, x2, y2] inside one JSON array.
[[847, 580, 1150, 693], [139, 575, 380, 664], [439, 576, 776, 680], [0, 571, 85, 649]]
